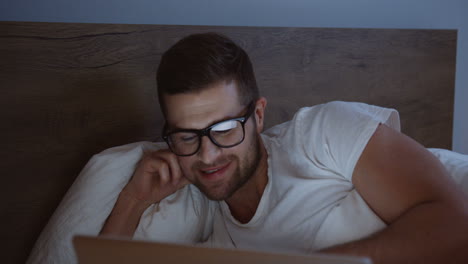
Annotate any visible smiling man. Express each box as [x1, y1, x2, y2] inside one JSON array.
[[161, 82, 266, 207], [100, 33, 468, 263]]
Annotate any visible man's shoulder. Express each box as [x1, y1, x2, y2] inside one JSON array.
[[263, 101, 386, 136], [295, 100, 387, 118], [292, 101, 399, 131]]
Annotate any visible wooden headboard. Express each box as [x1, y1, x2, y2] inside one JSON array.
[[0, 22, 456, 263]]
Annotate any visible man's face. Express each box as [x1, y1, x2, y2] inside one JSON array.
[[163, 81, 264, 201]]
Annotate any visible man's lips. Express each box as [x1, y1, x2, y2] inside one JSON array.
[[198, 162, 232, 181]]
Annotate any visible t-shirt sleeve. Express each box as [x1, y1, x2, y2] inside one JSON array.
[[297, 101, 400, 181]]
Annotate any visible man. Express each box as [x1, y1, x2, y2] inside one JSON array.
[[100, 33, 468, 263]]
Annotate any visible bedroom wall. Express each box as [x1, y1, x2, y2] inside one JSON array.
[[1, 0, 467, 154]]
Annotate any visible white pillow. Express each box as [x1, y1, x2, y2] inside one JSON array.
[[26, 141, 213, 264], [428, 148, 468, 195], [26, 143, 468, 264]]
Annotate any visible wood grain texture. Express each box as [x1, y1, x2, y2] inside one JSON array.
[[0, 22, 456, 264]]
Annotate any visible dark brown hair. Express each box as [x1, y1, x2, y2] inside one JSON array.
[[156, 32, 259, 115]]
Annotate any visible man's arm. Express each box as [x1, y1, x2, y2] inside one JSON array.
[[100, 149, 189, 237], [321, 124, 468, 263]]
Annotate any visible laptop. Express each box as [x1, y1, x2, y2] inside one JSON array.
[[73, 235, 372, 264]]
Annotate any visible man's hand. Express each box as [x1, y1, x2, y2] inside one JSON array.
[[100, 149, 189, 237], [122, 149, 190, 207]]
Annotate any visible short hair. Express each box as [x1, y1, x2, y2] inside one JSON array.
[[156, 32, 259, 116]]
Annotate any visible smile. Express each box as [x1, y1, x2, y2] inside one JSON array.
[[204, 168, 221, 174], [199, 162, 232, 181]]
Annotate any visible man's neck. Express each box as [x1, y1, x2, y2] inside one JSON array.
[[225, 141, 269, 224]]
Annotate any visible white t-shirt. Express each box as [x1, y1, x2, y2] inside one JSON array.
[[201, 101, 400, 254]]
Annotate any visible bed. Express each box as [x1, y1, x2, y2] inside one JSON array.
[[0, 22, 459, 263]]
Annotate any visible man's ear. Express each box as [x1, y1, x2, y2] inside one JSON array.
[[254, 97, 267, 133]]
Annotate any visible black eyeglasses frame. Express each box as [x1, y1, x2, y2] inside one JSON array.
[[162, 102, 256, 157]]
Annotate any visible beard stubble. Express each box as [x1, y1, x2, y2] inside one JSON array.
[[192, 132, 263, 201]]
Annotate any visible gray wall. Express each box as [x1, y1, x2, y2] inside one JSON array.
[[1, 0, 467, 154]]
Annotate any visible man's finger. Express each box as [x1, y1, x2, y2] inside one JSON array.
[[157, 160, 171, 186], [155, 150, 185, 186]]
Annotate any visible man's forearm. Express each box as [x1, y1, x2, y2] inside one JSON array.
[[321, 201, 468, 264], [99, 192, 150, 237]]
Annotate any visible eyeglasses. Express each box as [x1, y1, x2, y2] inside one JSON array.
[[162, 102, 255, 156]]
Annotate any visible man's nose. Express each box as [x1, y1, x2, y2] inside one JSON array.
[[198, 135, 221, 164]]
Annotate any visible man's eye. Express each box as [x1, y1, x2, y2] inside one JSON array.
[[172, 133, 197, 143], [181, 135, 197, 142], [212, 129, 232, 135]]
